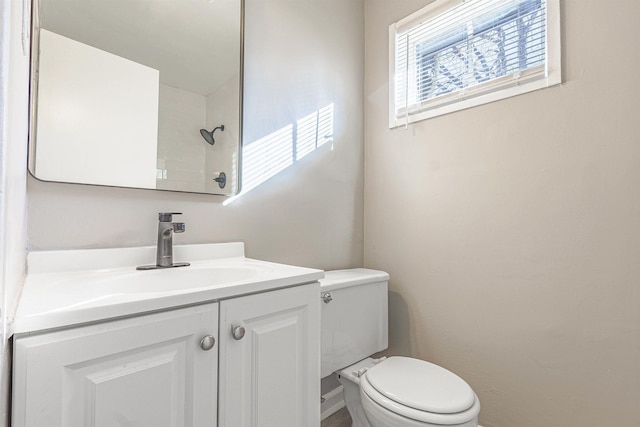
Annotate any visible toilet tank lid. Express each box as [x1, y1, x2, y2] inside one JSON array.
[[320, 268, 389, 291]]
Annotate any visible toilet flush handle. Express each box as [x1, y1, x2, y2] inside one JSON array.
[[322, 292, 333, 303]]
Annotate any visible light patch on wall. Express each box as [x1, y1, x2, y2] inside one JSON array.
[[241, 124, 295, 194], [224, 103, 334, 205], [296, 104, 334, 160]]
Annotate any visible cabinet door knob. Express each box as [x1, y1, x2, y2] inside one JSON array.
[[322, 292, 333, 303], [231, 325, 245, 340], [200, 335, 216, 351]]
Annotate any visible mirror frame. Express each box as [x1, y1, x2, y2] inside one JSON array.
[[27, 0, 244, 196]]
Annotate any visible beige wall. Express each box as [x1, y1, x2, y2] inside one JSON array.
[[27, 0, 365, 271], [364, 1, 640, 426]]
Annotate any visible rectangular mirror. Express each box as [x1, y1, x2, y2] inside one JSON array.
[[29, 0, 243, 195]]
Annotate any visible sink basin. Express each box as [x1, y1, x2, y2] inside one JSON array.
[[47, 263, 263, 295]]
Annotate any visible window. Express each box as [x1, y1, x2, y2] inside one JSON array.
[[389, 0, 561, 127]]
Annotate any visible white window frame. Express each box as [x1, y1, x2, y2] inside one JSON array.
[[389, 0, 561, 128]]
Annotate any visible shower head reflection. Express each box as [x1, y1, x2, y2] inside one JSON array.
[[200, 125, 225, 145]]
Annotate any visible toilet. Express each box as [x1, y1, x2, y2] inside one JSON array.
[[320, 269, 480, 427]]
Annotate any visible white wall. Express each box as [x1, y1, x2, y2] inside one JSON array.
[[27, 0, 364, 271], [0, 0, 30, 424], [364, 1, 640, 426]]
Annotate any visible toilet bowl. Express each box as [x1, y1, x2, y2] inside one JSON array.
[[343, 357, 480, 427], [321, 269, 480, 427]]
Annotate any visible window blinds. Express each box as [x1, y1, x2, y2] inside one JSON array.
[[391, 0, 554, 125]]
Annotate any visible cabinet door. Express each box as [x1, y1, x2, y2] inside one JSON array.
[[219, 284, 320, 427], [12, 303, 218, 427]]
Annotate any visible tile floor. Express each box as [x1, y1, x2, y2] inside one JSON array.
[[321, 407, 352, 427]]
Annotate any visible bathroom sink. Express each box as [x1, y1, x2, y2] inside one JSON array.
[[45, 263, 263, 295], [13, 243, 324, 334]]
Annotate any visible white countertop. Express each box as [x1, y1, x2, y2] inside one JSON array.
[[12, 243, 324, 335]]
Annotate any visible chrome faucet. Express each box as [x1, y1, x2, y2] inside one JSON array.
[[137, 212, 190, 270]]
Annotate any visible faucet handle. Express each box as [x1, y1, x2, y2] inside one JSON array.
[[158, 212, 183, 222]]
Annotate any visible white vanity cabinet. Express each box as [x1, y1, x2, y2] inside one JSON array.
[[12, 303, 219, 427], [218, 283, 320, 427], [12, 243, 324, 427]]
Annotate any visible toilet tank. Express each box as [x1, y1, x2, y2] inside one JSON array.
[[320, 268, 389, 378]]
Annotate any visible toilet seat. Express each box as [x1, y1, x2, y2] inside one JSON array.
[[360, 357, 480, 425]]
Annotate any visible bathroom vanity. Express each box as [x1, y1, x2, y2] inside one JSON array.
[[11, 243, 322, 427]]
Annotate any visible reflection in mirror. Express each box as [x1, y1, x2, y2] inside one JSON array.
[[29, 0, 243, 195]]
